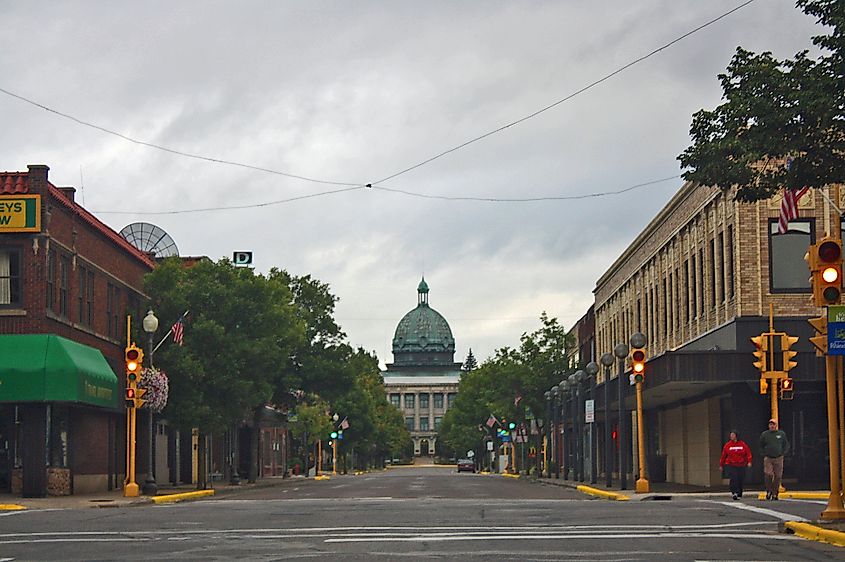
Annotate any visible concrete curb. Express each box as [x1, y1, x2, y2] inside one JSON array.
[[576, 484, 629, 501], [784, 521, 845, 547], [150, 490, 215, 504]]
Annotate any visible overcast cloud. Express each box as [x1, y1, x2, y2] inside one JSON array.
[[0, 1, 822, 367]]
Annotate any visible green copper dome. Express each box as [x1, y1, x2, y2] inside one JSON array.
[[391, 279, 456, 366]]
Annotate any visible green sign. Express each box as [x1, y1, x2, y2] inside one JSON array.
[[0, 195, 40, 233]]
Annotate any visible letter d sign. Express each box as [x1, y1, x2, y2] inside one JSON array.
[[233, 251, 253, 266]]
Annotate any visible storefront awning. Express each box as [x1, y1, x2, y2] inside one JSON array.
[[0, 334, 118, 408]]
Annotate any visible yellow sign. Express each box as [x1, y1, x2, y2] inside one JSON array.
[[0, 195, 41, 233]]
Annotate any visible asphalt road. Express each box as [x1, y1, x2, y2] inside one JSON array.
[[0, 466, 841, 560]]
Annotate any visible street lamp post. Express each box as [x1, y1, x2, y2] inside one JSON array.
[[558, 380, 569, 480], [544, 391, 552, 478], [630, 332, 650, 494], [141, 310, 158, 496], [585, 361, 599, 484], [551, 386, 560, 478], [569, 371, 586, 481], [600, 353, 615, 488], [614, 342, 629, 490]]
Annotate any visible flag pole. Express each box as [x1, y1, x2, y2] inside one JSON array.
[[153, 310, 189, 353]]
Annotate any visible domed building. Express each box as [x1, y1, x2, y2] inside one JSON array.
[[384, 278, 463, 457]]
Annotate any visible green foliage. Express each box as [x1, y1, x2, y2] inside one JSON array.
[[439, 313, 574, 454], [146, 258, 302, 433], [678, 0, 845, 202]]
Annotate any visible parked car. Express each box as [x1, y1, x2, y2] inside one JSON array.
[[457, 458, 475, 473]]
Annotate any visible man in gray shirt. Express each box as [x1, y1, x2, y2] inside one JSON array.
[[759, 419, 789, 500]]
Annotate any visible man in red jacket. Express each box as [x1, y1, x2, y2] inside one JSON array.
[[720, 430, 752, 500]]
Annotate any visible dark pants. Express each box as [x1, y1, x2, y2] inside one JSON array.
[[724, 465, 746, 496]]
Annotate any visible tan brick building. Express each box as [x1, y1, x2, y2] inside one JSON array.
[[590, 181, 834, 487]]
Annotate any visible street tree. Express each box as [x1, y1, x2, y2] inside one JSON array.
[[678, 0, 844, 202]]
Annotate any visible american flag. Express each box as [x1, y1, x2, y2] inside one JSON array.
[[339, 416, 350, 430], [777, 187, 809, 234], [485, 414, 498, 428], [170, 314, 185, 346]]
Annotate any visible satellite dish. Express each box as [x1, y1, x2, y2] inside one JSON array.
[[119, 222, 179, 258]]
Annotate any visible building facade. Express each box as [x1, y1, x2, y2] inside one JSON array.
[[383, 279, 461, 457], [0, 165, 155, 497], [588, 180, 834, 487]]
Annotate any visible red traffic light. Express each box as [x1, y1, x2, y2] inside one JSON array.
[[819, 240, 841, 263]]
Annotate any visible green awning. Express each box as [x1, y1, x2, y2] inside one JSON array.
[[0, 334, 118, 408]]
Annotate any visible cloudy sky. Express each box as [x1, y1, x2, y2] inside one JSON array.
[[1, 1, 822, 367]]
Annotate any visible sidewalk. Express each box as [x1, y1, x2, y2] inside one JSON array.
[[536, 475, 845, 546], [0, 474, 299, 511]]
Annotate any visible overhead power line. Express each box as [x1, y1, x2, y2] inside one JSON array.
[[0, 1, 755, 192], [367, 0, 757, 185], [93, 175, 679, 215]]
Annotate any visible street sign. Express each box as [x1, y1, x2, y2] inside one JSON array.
[[585, 399, 595, 423], [233, 251, 253, 265], [467, 450, 475, 458], [828, 305, 845, 355], [486, 441, 494, 451]]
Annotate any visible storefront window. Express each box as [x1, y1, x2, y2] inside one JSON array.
[[47, 405, 68, 468]]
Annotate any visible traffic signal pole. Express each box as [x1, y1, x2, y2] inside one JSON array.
[[124, 315, 140, 498], [819, 182, 845, 520]]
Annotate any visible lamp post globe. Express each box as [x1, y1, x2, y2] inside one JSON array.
[[614, 343, 629, 359], [141, 310, 158, 496], [630, 332, 647, 349], [600, 353, 615, 367], [585, 362, 599, 377]]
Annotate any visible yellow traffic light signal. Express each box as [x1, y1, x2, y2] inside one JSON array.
[[780, 378, 794, 400], [759, 377, 769, 395], [751, 334, 769, 372], [125, 345, 144, 377], [782, 335, 799, 372], [631, 346, 647, 383], [813, 237, 842, 306]]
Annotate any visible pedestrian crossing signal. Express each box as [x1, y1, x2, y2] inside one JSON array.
[[780, 378, 794, 400]]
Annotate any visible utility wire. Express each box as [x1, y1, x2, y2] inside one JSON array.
[[0, 86, 360, 188], [0, 1, 754, 192], [369, 175, 680, 202], [368, 0, 757, 185], [93, 185, 365, 215], [93, 174, 678, 215]]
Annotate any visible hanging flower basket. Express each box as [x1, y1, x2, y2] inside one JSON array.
[[138, 367, 169, 413]]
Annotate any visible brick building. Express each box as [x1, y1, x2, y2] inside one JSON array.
[[0, 164, 155, 497], [587, 180, 835, 487]]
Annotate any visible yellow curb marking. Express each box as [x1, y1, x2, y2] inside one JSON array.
[[576, 484, 630, 501], [151, 490, 215, 504], [0, 504, 26, 511], [785, 521, 845, 547], [757, 491, 830, 500], [501, 473, 520, 479], [314, 475, 331, 480]]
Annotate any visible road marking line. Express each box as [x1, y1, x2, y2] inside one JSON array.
[[324, 532, 800, 543], [708, 500, 808, 522]]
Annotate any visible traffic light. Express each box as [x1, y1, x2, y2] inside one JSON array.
[[126, 387, 137, 408], [780, 378, 794, 400], [751, 334, 769, 373], [508, 422, 516, 430], [812, 237, 842, 306], [782, 335, 799, 372], [809, 314, 828, 356], [125, 345, 144, 378], [759, 378, 769, 395], [133, 387, 147, 408], [630, 345, 647, 383], [330, 431, 338, 439]]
